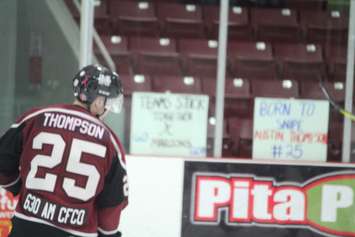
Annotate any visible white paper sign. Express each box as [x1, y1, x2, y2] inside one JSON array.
[[130, 92, 209, 157], [253, 98, 329, 161]]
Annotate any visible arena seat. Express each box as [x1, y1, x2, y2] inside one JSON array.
[[121, 74, 152, 96], [300, 9, 348, 44], [94, 35, 130, 67], [251, 8, 301, 42], [178, 38, 219, 77], [114, 61, 134, 76], [284, 0, 327, 10], [202, 77, 252, 118], [225, 78, 253, 118], [252, 79, 299, 98], [202, 77, 251, 98], [327, 120, 343, 162], [129, 37, 182, 76], [152, 76, 202, 94], [200, 77, 217, 97], [95, 35, 129, 56], [226, 77, 251, 99], [274, 43, 326, 80], [109, 0, 160, 36], [299, 81, 345, 103], [207, 120, 233, 157], [157, 2, 205, 38], [228, 117, 253, 159], [325, 45, 347, 81], [92, 0, 111, 35], [203, 5, 253, 40], [228, 41, 277, 79]]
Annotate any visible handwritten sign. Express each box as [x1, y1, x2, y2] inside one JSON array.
[[130, 92, 209, 157], [253, 98, 329, 161]]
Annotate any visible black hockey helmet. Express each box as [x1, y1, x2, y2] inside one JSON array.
[[73, 64, 123, 113]]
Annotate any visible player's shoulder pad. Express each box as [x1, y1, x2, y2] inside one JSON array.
[[12, 105, 48, 128], [11, 104, 102, 128], [105, 125, 127, 171]]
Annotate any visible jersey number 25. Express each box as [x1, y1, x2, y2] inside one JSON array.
[[25, 132, 106, 201]]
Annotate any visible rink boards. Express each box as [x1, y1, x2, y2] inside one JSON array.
[[121, 156, 355, 237]]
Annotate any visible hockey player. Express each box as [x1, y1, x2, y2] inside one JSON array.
[[0, 65, 128, 237]]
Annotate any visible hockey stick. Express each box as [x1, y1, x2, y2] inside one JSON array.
[[318, 78, 355, 121]]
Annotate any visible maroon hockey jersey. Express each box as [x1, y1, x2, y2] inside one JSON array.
[[0, 104, 128, 237]]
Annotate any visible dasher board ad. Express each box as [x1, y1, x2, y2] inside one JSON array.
[[182, 160, 355, 237], [0, 188, 18, 237], [253, 98, 329, 161], [130, 92, 209, 157]]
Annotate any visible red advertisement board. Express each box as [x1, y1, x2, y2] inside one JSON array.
[[182, 160, 355, 237], [0, 188, 18, 237]]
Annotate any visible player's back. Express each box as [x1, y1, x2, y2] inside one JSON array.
[[13, 104, 122, 236]]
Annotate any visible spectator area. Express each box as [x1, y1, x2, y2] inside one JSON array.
[[65, 0, 349, 161]]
